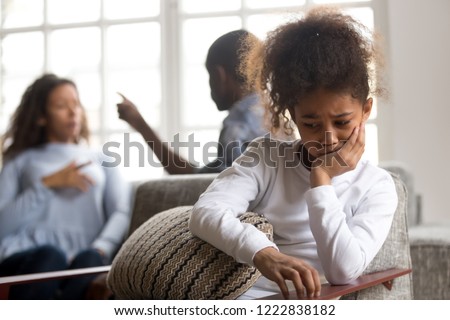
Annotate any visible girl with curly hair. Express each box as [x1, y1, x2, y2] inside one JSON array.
[[190, 7, 397, 299]]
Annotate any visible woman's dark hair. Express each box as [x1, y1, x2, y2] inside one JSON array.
[[1, 73, 89, 160], [244, 7, 384, 134]]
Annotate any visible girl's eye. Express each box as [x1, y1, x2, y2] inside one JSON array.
[[336, 120, 351, 126], [303, 122, 319, 128]]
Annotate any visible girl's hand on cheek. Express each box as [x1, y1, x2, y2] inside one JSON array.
[[310, 123, 365, 187]]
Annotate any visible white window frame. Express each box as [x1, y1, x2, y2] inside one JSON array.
[[0, 0, 389, 176]]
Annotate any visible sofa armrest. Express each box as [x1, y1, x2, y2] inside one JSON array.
[[258, 268, 412, 300], [1, 267, 410, 300], [0, 266, 111, 300]]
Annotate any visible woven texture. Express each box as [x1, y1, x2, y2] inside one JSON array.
[[341, 172, 413, 299], [108, 206, 273, 299], [409, 225, 450, 299]]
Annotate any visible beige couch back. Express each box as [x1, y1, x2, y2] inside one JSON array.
[[128, 174, 217, 236]]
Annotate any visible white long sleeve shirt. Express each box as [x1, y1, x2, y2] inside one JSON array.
[[190, 136, 397, 291]]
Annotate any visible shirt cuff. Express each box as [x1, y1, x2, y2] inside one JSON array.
[[238, 236, 278, 267]]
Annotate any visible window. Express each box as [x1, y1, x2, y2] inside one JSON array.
[[0, 0, 383, 179]]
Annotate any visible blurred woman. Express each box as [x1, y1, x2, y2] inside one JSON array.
[[0, 74, 131, 299]]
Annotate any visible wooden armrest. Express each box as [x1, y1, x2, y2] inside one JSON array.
[[0, 265, 111, 300], [258, 268, 412, 300]]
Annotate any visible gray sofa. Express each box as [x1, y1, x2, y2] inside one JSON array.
[[380, 162, 450, 300], [127, 171, 418, 299]]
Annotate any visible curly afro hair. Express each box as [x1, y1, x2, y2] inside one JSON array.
[[244, 6, 384, 134]]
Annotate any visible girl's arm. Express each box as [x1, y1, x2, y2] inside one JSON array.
[[189, 140, 275, 265], [190, 138, 322, 299], [307, 171, 397, 284]]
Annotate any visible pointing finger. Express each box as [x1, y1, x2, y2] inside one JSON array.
[[116, 92, 126, 101]]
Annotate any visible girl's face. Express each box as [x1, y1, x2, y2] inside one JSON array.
[[42, 83, 83, 143], [290, 88, 372, 158]]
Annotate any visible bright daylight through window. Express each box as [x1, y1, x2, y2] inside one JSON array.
[[0, 0, 381, 180]]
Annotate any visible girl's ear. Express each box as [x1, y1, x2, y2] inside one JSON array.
[[362, 98, 373, 122]]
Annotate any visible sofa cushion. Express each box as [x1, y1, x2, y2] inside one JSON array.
[[409, 224, 450, 299], [341, 172, 413, 299], [129, 174, 217, 235], [107, 206, 273, 299]]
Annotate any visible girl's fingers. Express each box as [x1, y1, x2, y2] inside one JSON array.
[[349, 122, 365, 160], [311, 268, 322, 297], [280, 265, 320, 299], [283, 268, 305, 299], [337, 123, 364, 164], [296, 265, 320, 298], [274, 275, 290, 299], [347, 124, 360, 151], [358, 122, 366, 147]]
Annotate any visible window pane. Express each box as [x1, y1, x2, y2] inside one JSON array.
[[313, 0, 370, 4], [370, 97, 377, 119], [65, 75, 100, 133], [106, 22, 161, 131], [182, 66, 226, 127], [72, 73, 101, 112], [85, 109, 101, 132], [104, 0, 160, 19], [2, 0, 43, 28], [182, 17, 242, 65], [344, 7, 374, 30], [47, 0, 100, 24], [246, 0, 305, 9], [1, 32, 44, 76], [181, 17, 241, 127], [180, 0, 240, 14], [1, 76, 37, 118], [247, 13, 293, 39], [0, 112, 8, 135], [107, 23, 160, 68], [103, 133, 165, 181], [49, 27, 101, 75], [177, 130, 220, 167], [107, 69, 161, 130], [364, 123, 378, 164]]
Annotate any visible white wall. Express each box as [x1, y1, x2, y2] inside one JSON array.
[[382, 0, 450, 223]]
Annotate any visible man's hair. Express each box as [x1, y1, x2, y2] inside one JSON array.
[[206, 29, 257, 84]]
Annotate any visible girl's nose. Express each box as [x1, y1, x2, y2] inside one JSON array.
[[322, 130, 338, 146]]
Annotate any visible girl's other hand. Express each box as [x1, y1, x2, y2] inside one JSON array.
[[253, 247, 321, 299]]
